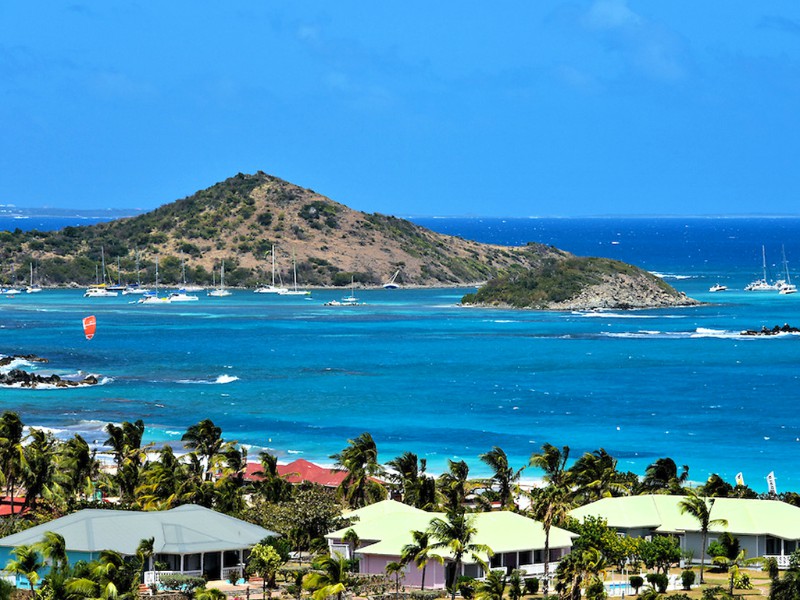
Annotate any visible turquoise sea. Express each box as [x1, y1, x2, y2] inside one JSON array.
[[2, 216, 800, 493]]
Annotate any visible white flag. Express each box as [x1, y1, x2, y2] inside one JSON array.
[[767, 471, 778, 495], [735, 472, 745, 487]]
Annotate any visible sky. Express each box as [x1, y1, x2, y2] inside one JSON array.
[[1, 2, 800, 217]]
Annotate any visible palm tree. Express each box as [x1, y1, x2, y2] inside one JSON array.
[[476, 569, 506, 600], [386, 452, 436, 509], [253, 451, 293, 502], [330, 432, 385, 508], [679, 490, 728, 583], [569, 448, 629, 504], [136, 445, 186, 510], [528, 443, 573, 596], [479, 446, 524, 510], [181, 419, 225, 481], [58, 434, 100, 506], [104, 420, 150, 504], [642, 457, 689, 494], [400, 530, 442, 590], [529, 443, 571, 487], [5, 544, 44, 591], [0, 411, 25, 516], [438, 459, 478, 513], [526, 485, 574, 596], [35, 531, 69, 574], [21, 428, 61, 511], [713, 549, 758, 594], [303, 554, 351, 600], [385, 561, 404, 600], [428, 511, 493, 600]]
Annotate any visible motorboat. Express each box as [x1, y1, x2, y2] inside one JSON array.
[[84, 286, 118, 298], [137, 291, 172, 304], [169, 289, 200, 302], [709, 284, 727, 292]]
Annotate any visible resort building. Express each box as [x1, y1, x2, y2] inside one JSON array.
[[0, 504, 277, 584], [325, 500, 576, 588], [570, 495, 800, 568], [244, 458, 349, 488]]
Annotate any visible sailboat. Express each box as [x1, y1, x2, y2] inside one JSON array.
[[383, 269, 401, 290], [208, 261, 232, 297], [137, 255, 172, 304], [254, 246, 289, 294], [107, 257, 126, 292], [745, 246, 780, 291], [85, 247, 118, 297], [779, 246, 797, 295], [277, 250, 311, 296], [324, 276, 364, 306], [123, 248, 151, 295], [180, 256, 204, 292], [26, 262, 42, 293]]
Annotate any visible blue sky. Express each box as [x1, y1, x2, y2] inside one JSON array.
[[2, 2, 799, 216]]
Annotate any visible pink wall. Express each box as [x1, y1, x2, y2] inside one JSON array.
[[359, 554, 448, 589]]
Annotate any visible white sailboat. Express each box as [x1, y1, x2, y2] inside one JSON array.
[[180, 256, 204, 292], [779, 246, 797, 295], [254, 246, 289, 294], [277, 251, 311, 296], [123, 249, 151, 295], [383, 269, 401, 289], [745, 246, 780, 291], [85, 247, 118, 297], [138, 255, 172, 304], [208, 261, 232, 297], [324, 276, 364, 306], [26, 262, 42, 293]]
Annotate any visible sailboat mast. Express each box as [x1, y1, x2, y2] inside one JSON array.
[[762, 245, 768, 282], [101, 247, 107, 285], [271, 245, 276, 287]]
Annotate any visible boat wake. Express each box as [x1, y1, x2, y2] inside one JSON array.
[[649, 272, 696, 280], [603, 328, 800, 340]]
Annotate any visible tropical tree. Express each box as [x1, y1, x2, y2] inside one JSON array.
[[678, 490, 728, 583], [529, 443, 571, 487], [569, 448, 630, 504], [476, 569, 506, 600], [437, 460, 477, 513], [527, 443, 574, 597], [252, 451, 293, 503], [641, 458, 688, 494], [400, 530, 442, 591], [303, 554, 352, 600], [385, 561, 405, 600], [247, 543, 285, 598], [194, 588, 226, 600], [0, 411, 25, 516], [136, 445, 186, 510], [21, 428, 61, 511], [104, 420, 150, 504], [5, 544, 44, 591], [478, 447, 524, 510], [181, 419, 226, 481], [330, 432, 385, 508], [58, 434, 101, 506], [554, 546, 606, 600], [713, 549, 760, 594], [428, 512, 493, 600], [386, 452, 437, 509], [35, 531, 69, 574]]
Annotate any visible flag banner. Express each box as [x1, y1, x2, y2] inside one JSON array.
[[767, 471, 777, 495], [735, 472, 745, 487]]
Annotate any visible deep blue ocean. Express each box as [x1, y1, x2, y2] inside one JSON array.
[[2, 215, 800, 493]]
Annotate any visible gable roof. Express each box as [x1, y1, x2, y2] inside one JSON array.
[[326, 499, 576, 561], [570, 495, 800, 539], [0, 504, 277, 555]]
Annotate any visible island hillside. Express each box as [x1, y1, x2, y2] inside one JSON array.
[[0, 171, 698, 309]]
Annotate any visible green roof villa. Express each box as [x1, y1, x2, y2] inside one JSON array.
[[325, 500, 576, 588], [571, 495, 800, 568], [0, 504, 277, 585]]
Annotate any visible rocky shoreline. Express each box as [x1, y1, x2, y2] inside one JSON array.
[[0, 354, 100, 388], [740, 324, 800, 336]]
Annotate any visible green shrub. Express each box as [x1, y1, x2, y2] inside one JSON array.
[[733, 572, 752, 590], [585, 578, 607, 600], [646, 573, 668, 593], [524, 577, 539, 595], [630, 575, 644, 594], [680, 569, 695, 590]]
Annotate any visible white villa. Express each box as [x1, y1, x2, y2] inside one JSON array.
[[0, 504, 278, 585], [325, 500, 576, 588], [571, 495, 800, 568]]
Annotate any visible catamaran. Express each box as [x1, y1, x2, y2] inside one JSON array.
[[26, 262, 42, 293], [745, 246, 781, 291], [137, 255, 172, 304], [779, 246, 797, 295], [254, 245, 289, 294], [85, 247, 118, 297]]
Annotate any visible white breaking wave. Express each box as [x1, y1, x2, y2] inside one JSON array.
[[0, 358, 33, 373], [650, 271, 696, 280], [574, 312, 658, 319]]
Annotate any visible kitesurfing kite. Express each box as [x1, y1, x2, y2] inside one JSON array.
[[83, 315, 97, 340]]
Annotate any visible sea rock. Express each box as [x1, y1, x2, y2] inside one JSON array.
[[0, 354, 49, 367], [0, 368, 100, 388], [740, 324, 800, 336]]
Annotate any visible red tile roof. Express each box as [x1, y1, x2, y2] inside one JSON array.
[[245, 459, 348, 488]]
